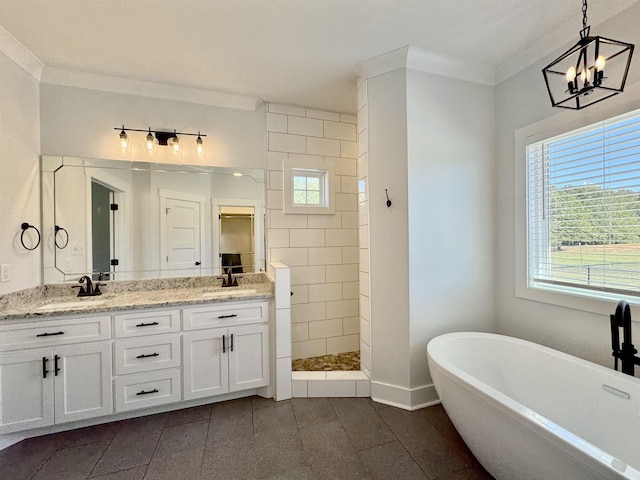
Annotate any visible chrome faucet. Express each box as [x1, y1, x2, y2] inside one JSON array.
[[610, 300, 640, 376], [74, 275, 105, 297]]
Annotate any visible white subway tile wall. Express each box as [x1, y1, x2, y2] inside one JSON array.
[[357, 80, 372, 377], [266, 103, 360, 360]]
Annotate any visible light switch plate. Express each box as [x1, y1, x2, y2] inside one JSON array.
[[0, 264, 9, 282]]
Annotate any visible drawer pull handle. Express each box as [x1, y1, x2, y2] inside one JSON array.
[[136, 388, 159, 396], [136, 321, 159, 327], [36, 331, 64, 337], [54, 355, 61, 376], [136, 352, 160, 359], [222, 334, 226, 353], [230, 333, 234, 352], [42, 357, 49, 379], [218, 314, 237, 319]]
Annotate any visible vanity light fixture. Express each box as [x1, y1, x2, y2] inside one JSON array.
[[542, 0, 634, 110], [114, 126, 207, 156]]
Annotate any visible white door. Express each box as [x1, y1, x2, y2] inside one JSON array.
[[228, 324, 270, 392], [163, 197, 203, 276], [54, 342, 113, 424], [0, 349, 54, 434], [183, 329, 229, 400]]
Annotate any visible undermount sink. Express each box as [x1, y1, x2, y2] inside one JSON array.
[[37, 300, 107, 310], [201, 289, 256, 298]]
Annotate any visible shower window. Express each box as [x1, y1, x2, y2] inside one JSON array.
[[526, 108, 640, 299], [283, 157, 335, 215]]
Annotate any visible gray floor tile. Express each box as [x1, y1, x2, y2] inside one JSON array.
[[200, 439, 256, 480], [0, 433, 61, 480], [144, 448, 204, 480], [153, 420, 209, 457], [90, 465, 148, 480], [254, 433, 308, 478], [259, 466, 312, 480], [253, 401, 298, 438], [291, 398, 337, 429], [329, 397, 396, 451], [251, 396, 284, 410], [91, 421, 164, 477], [207, 399, 254, 447], [357, 441, 427, 480], [60, 421, 121, 448], [165, 404, 212, 427], [32, 440, 108, 480]]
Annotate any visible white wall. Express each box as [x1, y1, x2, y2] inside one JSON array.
[[0, 51, 41, 294], [495, 3, 640, 371], [365, 67, 495, 408], [40, 83, 266, 170], [406, 69, 495, 389]]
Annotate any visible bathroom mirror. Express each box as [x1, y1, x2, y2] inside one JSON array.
[[41, 156, 265, 283]]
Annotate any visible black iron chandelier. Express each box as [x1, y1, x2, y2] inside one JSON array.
[[115, 126, 207, 157], [542, 0, 634, 110]]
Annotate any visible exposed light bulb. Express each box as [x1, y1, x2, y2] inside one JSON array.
[[595, 55, 606, 71], [566, 66, 577, 82], [169, 134, 180, 155], [146, 129, 156, 151], [119, 126, 129, 153], [196, 132, 205, 157]]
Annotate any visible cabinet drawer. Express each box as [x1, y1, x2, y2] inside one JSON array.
[[114, 368, 181, 412], [183, 301, 268, 331], [114, 334, 181, 375], [0, 316, 111, 351], [114, 310, 180, 338]]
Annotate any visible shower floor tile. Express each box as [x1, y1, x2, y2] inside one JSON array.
[[292, 350, 360, 371]]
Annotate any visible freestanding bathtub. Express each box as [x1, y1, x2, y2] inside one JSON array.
[[427, 332, 640, 480]]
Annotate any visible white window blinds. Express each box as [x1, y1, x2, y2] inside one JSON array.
[[527, 109, 640, 296]]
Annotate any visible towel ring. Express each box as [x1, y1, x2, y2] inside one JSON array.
[[20, 223, 41, 251], [54, 225, 69, 249]]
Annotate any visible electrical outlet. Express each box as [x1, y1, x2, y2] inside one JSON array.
[[72, 242, 79, 255], [65, 257, 72, 271], [0, 264, 9, 282], [78, 242, 85, 255]]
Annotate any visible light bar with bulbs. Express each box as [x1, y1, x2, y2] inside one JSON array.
[[115, 126, 207, 157]]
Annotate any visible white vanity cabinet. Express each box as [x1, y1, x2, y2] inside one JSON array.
[[113, 309, 182, 412], [183, 301, 270, 400], [0, 316, 113, 434]]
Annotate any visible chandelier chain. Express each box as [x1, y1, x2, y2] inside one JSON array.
[[582, 0, 588, 29]]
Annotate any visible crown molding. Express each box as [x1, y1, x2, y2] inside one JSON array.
[[355, 45, 496, 86], [0, 25, 44, 80], [40, 66, 262, 111]]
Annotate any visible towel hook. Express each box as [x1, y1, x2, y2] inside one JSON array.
[[385, 189, 392, 208]]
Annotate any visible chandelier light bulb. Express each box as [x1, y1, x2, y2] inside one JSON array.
[[595, 55, 606, 71], [566, 66, 577, 82]]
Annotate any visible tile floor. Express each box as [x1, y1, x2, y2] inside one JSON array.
[[0, 396, 494, 480]]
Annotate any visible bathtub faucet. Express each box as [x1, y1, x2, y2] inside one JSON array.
[[610, 300, 640, 376]]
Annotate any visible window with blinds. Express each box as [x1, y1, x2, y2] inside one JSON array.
[[527, 109, 640, 297]]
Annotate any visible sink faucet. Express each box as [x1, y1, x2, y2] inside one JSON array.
[[610, 300, 640, 376], [74, 275, 105, 297], [220, 268, 239, 287]]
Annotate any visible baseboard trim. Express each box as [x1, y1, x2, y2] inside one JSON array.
[[370, 381, 439, 411]]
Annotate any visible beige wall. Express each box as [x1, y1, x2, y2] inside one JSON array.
[[265, 103, 359, 360]]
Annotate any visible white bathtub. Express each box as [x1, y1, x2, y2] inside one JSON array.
[[427, 332, 640, 480]]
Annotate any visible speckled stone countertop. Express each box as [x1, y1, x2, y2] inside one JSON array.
[[0, 273, 273, 321]]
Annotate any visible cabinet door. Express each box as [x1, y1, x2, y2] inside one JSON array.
[[183, 328, 229, 400], [54, 342, 113, 424], [228, 324, 270, 392], [0, 349, 54, 434]]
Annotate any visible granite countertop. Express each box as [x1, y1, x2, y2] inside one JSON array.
[[0, 273, 273, 321]]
